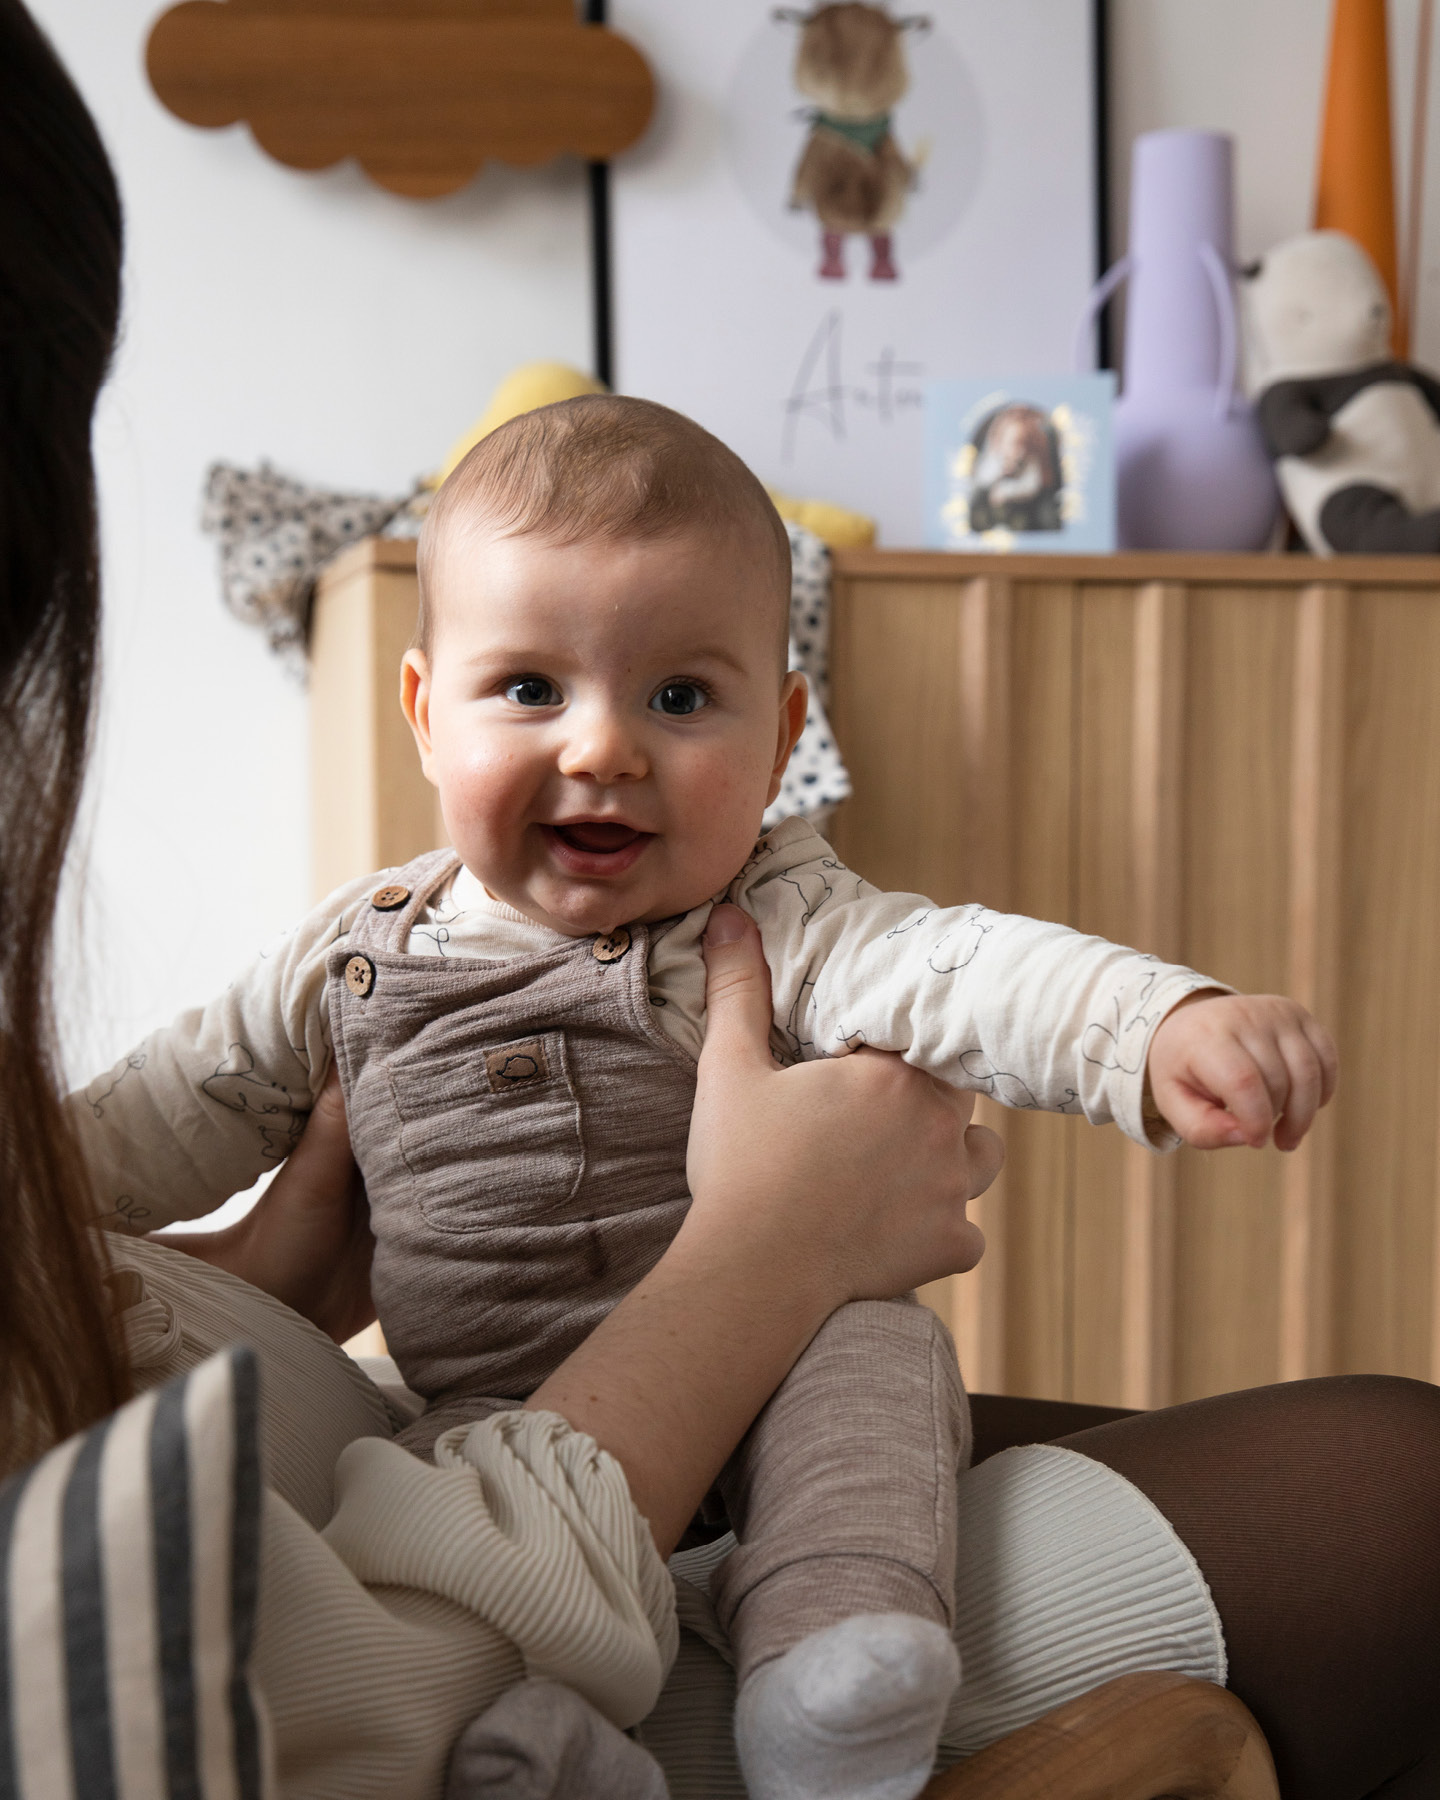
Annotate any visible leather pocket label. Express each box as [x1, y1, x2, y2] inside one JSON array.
[[484, 1039, 550, 1092]]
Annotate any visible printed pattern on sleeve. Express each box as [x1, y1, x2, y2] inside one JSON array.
[[732, 819, 1225, 1149], [68, 871, 381, 1232]]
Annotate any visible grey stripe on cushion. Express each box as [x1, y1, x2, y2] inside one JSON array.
[[62, 1418, 117, 1800], [228, 1351, 263, 1800], [151, 1374, 200, 1800]]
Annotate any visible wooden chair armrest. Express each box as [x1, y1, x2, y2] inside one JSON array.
[[921, 1672, 1278, 1800]]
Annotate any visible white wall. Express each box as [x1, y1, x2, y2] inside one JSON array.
[[31, 0, 591, 1080], [1109, 0, 1330, 269]]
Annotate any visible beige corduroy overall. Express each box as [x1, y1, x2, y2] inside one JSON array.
[[328, 850, 969, 1677]]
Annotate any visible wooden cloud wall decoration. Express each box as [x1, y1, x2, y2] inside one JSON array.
[[146, 0, 655, 198]]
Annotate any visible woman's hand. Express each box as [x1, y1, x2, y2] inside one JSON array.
[[153, 1068, 375, 1344], [528, 904, 1002, 1554], [687, 904, 996, 1301]]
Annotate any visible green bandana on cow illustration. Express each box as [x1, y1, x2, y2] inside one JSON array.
[[775, 4, 931, 282]]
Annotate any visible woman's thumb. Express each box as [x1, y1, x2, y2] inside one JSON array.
[[699, 904, 776, 1074], [287, 1064, 354, 1174]]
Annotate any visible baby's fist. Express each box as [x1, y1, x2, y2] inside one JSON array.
[[1147, 993, 1338, 1152]]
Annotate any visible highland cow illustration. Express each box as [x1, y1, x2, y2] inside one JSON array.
[[775, 3, 929, 282]]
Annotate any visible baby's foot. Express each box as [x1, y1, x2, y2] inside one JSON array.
[[734, 1613, 960, 1800], [446, 1677, 670, 1798]]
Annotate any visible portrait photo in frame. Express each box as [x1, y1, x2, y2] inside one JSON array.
[[608, 0, 1106, 546], [925, 372, 1117, 552]]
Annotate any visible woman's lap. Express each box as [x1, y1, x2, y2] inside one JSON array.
[[1056, 1376, 1440, 1800], [657, 1380, 1440, 1799]]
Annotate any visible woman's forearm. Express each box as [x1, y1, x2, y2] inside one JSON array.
[[150, 1071, 376, 1344], [525, 1206, 835, 1557]]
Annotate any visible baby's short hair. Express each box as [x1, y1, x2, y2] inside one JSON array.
[[416, 394, 792, 658]]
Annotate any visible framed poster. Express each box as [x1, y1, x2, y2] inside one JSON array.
[[609, 1, 1103, 547]]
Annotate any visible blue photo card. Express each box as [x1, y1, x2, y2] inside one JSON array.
[[924, 373, 1116, 552]]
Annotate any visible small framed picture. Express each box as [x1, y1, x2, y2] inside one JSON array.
[[924, 373, 1117, 552]]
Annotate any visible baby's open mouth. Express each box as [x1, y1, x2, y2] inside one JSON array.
[[550, 821, 649, 855]]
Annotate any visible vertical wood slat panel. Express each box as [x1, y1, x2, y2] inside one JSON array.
[[947, 581, 1014, 1395], [1278, 584, 1347, 1380], [311, 556, 440, 901], [1001, 586, 1080, 1400], [1070, 587, 1143, 1403], [956, 579, 1015, 909], [1170, 583, 1295, 1399], [1119, 582, 1187, 1408]]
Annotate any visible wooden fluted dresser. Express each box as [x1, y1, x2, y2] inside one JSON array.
[[313, 541, 1440, 1408]]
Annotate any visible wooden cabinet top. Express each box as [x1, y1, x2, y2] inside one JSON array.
[[318, 536, 1440, 592]]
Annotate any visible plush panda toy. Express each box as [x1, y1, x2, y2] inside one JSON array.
[[1244, 230, 1440, 553]]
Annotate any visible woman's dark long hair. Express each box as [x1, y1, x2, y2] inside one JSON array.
[[0, 0, 129, 1469]]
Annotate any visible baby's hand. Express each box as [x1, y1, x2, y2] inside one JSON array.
[[1147, 993, 1338, 1152]]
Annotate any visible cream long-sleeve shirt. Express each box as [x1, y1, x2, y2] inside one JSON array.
[[70, 817, 1220, 1233]]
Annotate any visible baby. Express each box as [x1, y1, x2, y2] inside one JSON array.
[[73, 397, 1335, 1800]]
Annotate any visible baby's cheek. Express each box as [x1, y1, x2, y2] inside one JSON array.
[[689, 728, 770, 796], [684, 746, 754, 812], [686, 769, 772, 871], [436, 745, 531, 838]]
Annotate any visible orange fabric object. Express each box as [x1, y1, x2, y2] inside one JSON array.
[[1315, 0, 1402, 351]]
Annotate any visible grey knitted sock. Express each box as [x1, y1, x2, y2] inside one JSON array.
[[446, 1678, 671, 1800]]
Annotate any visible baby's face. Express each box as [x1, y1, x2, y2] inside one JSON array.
[[402, 525, 806, 937]]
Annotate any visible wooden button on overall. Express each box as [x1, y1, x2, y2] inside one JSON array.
[[371, 884, 410, 911], [592, 927, 631, 963], [344, 953, 376, 997]]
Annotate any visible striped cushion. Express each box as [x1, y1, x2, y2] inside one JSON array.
[[0, 1348, 268, 1800]]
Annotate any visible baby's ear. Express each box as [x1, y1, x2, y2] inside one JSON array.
[[400, 648, 438, 783], [768, 670, 809, 799]]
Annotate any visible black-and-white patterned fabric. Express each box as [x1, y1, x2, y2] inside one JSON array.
[[0, 1348, 268, 1800], [202, 467, 850, 822], [785, 521, 831, 700], [766, 523, 850, 830], [202, 462, 410, 670]]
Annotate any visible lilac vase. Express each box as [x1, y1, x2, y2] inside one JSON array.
[[1079, 131, 1280, 551]]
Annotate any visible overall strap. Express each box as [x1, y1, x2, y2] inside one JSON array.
[[346, 847, 463, 954]]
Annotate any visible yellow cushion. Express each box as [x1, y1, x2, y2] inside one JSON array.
[[435, 362, 607, 485], [767, 487, 877, 549]]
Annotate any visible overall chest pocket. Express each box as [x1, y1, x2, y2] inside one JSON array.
[[387, 1031, 585, 1231]]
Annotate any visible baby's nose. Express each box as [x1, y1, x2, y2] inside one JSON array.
[[557, 708, 648, 783]]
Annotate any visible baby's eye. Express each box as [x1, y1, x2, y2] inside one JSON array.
[[650, 682, 709, 717], [505, 676, 560, 708]]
